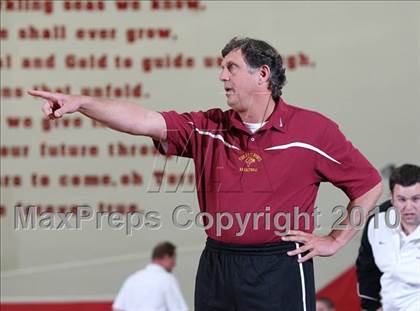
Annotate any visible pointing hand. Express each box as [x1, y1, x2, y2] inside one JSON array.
[[27, 90, 85, 119]]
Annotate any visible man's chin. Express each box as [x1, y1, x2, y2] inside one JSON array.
[[402, 216, 419, 225], [226, 100, 237, 108]]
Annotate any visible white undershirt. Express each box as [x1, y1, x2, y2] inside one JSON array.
[[243, 121, 267, 133]]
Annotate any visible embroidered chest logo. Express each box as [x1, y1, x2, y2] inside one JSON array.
[[238, 152, 262, 172]]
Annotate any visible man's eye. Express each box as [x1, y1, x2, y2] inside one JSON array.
[[398, 198, 406, 203]]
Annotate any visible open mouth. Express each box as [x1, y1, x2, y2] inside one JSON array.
[[224, 87, 234, 94]]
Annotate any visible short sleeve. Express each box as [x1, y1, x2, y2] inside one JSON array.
[[164, 275, 189, 311], [153, 110, 206, 158], [315, 121, 382, 200], [112, 279, 129, 310]]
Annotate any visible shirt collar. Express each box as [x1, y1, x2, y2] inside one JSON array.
[[228, 98, 288, 133], [389, 208, 420, 241], [147, 263, 167, 273], [411, 225, 420, 240], [399, 224, 420, 241]]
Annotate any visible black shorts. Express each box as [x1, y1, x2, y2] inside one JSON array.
[[195, 238, 315, 311]]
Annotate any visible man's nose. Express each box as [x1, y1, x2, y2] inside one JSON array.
[[219, 68, 229, 81], [407, 198, 416, 210], [401, 200, 412, 211]]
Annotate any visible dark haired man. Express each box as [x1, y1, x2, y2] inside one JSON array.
[[113, 241, 187, 311], [29, 37, 382, 311], [356, 164, 420, 311]]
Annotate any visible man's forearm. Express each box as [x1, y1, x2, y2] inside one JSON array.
[[78, 96, 162, 137], [329, 182, 383, 250], [283, 181, 383, 261], [28, 90, 167, 140]]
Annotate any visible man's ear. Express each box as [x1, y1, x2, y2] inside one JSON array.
[[259, 65, 271, 83]]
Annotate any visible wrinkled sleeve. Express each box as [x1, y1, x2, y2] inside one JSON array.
[[315, 121, 381, 200], [153, 110, 205, 158]]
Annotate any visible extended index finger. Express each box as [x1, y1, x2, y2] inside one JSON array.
[[27, 89, 60, 101]]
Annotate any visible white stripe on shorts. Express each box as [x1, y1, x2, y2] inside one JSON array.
[[295, 242, 307, 311]]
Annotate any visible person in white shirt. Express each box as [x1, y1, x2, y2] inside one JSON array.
[[356, 164, 420, 311], [113, 241, 188, 311]]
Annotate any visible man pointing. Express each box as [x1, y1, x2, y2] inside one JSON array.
[[29, 37, 382, 311]]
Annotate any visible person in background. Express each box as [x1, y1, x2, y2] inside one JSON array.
[[113, 241, 188, 311], [356, 164, 420, 311], [316, 297, 335, 311]]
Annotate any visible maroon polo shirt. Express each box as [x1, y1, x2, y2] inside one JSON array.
[[153, 99, 381, 244]]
